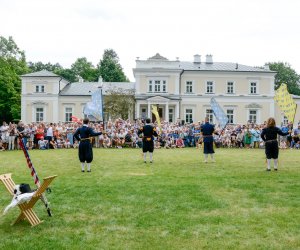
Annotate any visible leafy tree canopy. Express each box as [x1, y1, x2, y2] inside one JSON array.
[[268, 62, 300, 95], [0, 36, 29, 122], [98, 49, 129, 82], [104, 88, 135, 119], [71, 57, 98, 82]]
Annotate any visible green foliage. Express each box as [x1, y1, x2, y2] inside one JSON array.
[[98, 49, 129, 82], [71, 57, 99, 82], [0, 148, 299, 249], [268, 62, 300, 95], [0, 36, 29, 122], [28, 61, 63, 72], [54, 68, 77, 83], [104, 88, 135, 119]]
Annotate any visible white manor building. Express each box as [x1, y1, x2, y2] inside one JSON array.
[[21, 53, 300, 125]]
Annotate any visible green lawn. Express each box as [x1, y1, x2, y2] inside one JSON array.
[[0, 148, 299, 250]]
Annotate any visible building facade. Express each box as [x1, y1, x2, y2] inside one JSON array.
[[21, 70, 135, 123], [134, 53, 300, 125], [21, 54, 300, 125]]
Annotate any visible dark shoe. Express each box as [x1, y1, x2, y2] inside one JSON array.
[[150, 161, 153, 163], [87, 170, 91, 172], [266, 169, 271, 171], [144, 161, 146, 163], [274, 168, 278, 171], [81, 170, 85, 172]]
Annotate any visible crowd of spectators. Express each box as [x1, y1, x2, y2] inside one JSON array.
[[1, 118, 300, 152]]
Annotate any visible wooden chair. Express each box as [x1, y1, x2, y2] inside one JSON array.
[[0, 173, 57, 227]]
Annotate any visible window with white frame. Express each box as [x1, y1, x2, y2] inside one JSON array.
[[148, 80, 153, 92], [65, 107, 73, 122], [162, 80, 166, 92], [35, 85, 45, 93], [250, 82, 257, 94], [169, 108, 173, 123], [227, 109, 234, 124], [249, 110, 257, 123], [186, 81, 193, 93], [148, 79, 167, 93], [206, 81, 214, 93], [227, 81, 234, 94], [36, 107, 44, 122], [154, 80, 160, 92], [206, 109, 214, 123], [185, 109, 193, 123]]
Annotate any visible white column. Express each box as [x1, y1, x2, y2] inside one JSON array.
[[176, 102, 180, 120], [136, 102, 140, 118], [148, 102, 151, 118], [165, 103, 169, 123]]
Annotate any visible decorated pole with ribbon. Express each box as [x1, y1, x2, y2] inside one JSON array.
[[18, 136, 52, 216]]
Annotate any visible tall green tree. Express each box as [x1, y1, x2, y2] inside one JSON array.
[[0, 36, 29, 122], [71, 57, 98, 82], [98, 49, 129, 82], [268, 62, 300, 95]]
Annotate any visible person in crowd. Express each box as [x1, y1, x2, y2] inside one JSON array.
[[200, 117, 216, 163], [16, 121, 26, 149], [0, 138, 5, 151], [49, 137, 57, 149], [45, 123, 54, 149], [244, 127, 252, 149], [176, 136, 185, 148], [236, 130, 244, 148], [64, 138, 71, 149], [251, 126, 261, 148], [117, 129, 126, 148], [66, 124, 74, 147], [0, 121, 9, 150], [124, 130, 133, 147], [103, 133, 112, 148], [260, 117, 290, 171], [73, 118, 102, 172], [8, 123, 17, 150], [138, 118, 158, 163], [35, 124, 45, 149], [38, 137, 48, 150]]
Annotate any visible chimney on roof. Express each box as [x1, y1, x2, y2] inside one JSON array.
[[98, 76, 103, 83], [193, 54, 201, 64], [264, 63, 270, 70], [205, 54, 213, 64], [78, 76, 84, 83]]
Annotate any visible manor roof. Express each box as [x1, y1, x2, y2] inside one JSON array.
[[21, 70, 60, 77], [59, 82, 135, 96]]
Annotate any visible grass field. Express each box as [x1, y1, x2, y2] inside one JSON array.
[[0, 148, 299, 250]]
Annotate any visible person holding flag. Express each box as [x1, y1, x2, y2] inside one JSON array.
[[261, 117, 290, 171], [201, 117, 216, 163], [138, 118, 158, 163], [74, 118, 102, 172]]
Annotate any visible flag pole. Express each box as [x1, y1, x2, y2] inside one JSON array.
[[18, 135, 52, 216]]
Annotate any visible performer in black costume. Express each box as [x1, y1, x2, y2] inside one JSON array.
[[74, 118, 102, 172], [200, 117, 216, 163], [261, 117, 289, 171], [138, 118, 158, 163]]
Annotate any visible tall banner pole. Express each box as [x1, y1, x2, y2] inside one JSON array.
[[18, 136, 52, 216]]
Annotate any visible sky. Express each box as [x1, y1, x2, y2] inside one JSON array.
[[1, 0, 300, 82]]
